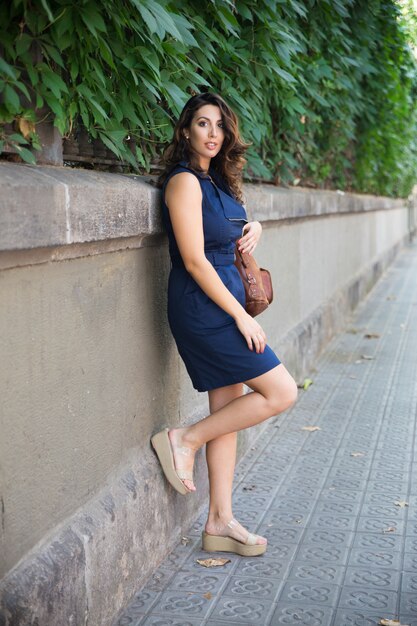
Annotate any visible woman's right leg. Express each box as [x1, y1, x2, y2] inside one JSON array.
[[169, 362, 298, 491], [204, 382, 267, 547]]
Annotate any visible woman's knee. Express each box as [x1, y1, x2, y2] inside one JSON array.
[[268, 377, 298, 414]]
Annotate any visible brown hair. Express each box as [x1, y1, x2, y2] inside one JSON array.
[[156, 92, 251, 203]]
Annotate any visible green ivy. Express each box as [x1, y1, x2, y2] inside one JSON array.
[[0, 0, 416, 197]]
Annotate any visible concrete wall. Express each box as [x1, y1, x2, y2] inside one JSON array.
[[0, 163, 415, 625]]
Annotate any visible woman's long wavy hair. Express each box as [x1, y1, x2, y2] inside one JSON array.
[[156, 92, 251, 203]]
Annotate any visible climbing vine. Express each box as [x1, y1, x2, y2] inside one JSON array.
[[1, 0, 416, 196]]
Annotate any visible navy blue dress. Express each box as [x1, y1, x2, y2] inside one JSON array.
[[161, 159, 281, 392]]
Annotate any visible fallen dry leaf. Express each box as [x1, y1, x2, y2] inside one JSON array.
[[18, 117, 36, 139], [350, 452, 365, 457], [361, 354, 375, 360], [181, 536, 191, 546], [301, 426, 321, 432], [347, 327, 360, 334], [203, 592, 212, 599], [382, 527, 396, 533], [364, 332, 381, 339], [197, 558, 230, 568], [394, 500, 409, 508], [380, 620, 409, 626], [242, 485, 256, 491]]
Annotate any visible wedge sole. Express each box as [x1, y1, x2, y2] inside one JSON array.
[[201, 531, 267, 556], [151, 428, 189, 495]]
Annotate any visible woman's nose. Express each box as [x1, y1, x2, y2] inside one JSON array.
[[209, 125, 217, 137]]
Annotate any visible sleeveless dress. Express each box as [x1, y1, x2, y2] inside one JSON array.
[[161, 159, 281, 392]]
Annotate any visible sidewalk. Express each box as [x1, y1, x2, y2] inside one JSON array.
[[114, 240, 417, 626]]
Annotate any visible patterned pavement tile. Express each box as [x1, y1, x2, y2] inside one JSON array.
[[286, 563, 345, 586], [337, 587, 398, 612], [343, 566, 400, 591], [295, 544, 350, 566], [356, 515, 405, 534], [222, 575, 281, 601], [403, 553, 417, 573], [398, 617, 417, 626], [277, 580, 340, 607], [168, 570, 228, 594], [117, 590, 161, 620], [145, 590, 215, 619], [400, 591, 417, 614], [315, 500, 362, 517], [233, 556, 289, 580], [208, 596, 274, 624], [257, 524, 304, 545], [352, 531, 403, 552], [405, 536, 417, 553], [308, 514, 357, 531], [301, 529, 354, 549], [332, 610, 399, 626], [348, 548, 401, 570], [262, 510, 309, 527], [268, 498, 315, 514], [401, 572, 417, 593], [141, 618, 201, 626], [270, 604, 333, 626]]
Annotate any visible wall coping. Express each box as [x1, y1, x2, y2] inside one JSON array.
[[0, 162, 407, 252]]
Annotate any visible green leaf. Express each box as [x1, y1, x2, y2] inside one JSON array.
[[15, 145, 37, 164], [98, 132, 122, 157], [14, 80, 31, 101], [15, 34, 33, 56], [40, 66, 68, 97], [143, 0, 184, 42], [43, 44, 65, 69], [136, 4, 158, 35], [40, 0, 54, 21], [80, 6, 107, 38], [0, 57, 17, 80], [7, 133, 29, 144], [4, 84, 20, 111]]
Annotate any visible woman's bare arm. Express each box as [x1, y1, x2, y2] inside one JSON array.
[[165, 172, 266, 353]]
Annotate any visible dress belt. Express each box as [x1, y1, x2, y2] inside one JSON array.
[[171, 250, 235, 268]]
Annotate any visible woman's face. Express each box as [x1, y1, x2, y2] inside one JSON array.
[[185, 104, 225, 168]]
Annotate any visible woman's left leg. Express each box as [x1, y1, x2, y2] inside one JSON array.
[[204, 383, 267, 546]]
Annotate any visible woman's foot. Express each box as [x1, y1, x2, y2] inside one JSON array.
[[204, 516, 267, 546], [168, 428, 198, 492], [202, 515, 267, 556]]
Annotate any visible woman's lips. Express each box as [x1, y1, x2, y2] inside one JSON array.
[[205, 143, 217, 150]]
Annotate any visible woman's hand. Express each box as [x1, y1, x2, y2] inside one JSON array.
[[237, 221, 262, 255], [235, 312, 267, 353]]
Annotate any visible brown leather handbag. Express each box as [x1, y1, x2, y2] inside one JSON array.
[[234, 243, 273, 317]]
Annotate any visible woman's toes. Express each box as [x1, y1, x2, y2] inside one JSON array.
[[183, 479, 196, 491], [257, 535, 267, 545]]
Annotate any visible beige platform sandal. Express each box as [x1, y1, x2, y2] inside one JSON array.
[[202, 518, 267, 557], [151, 428, 194, 495]]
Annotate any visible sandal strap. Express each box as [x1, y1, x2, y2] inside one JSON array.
[[176, 469, 194, 481], [227, 518, 259, 545], [246, 532, 258, 546]]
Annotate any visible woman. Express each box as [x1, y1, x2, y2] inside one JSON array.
[[151, 92, 298, 557]]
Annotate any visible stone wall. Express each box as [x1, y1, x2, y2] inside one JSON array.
[[0, 163, 415, 625]]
